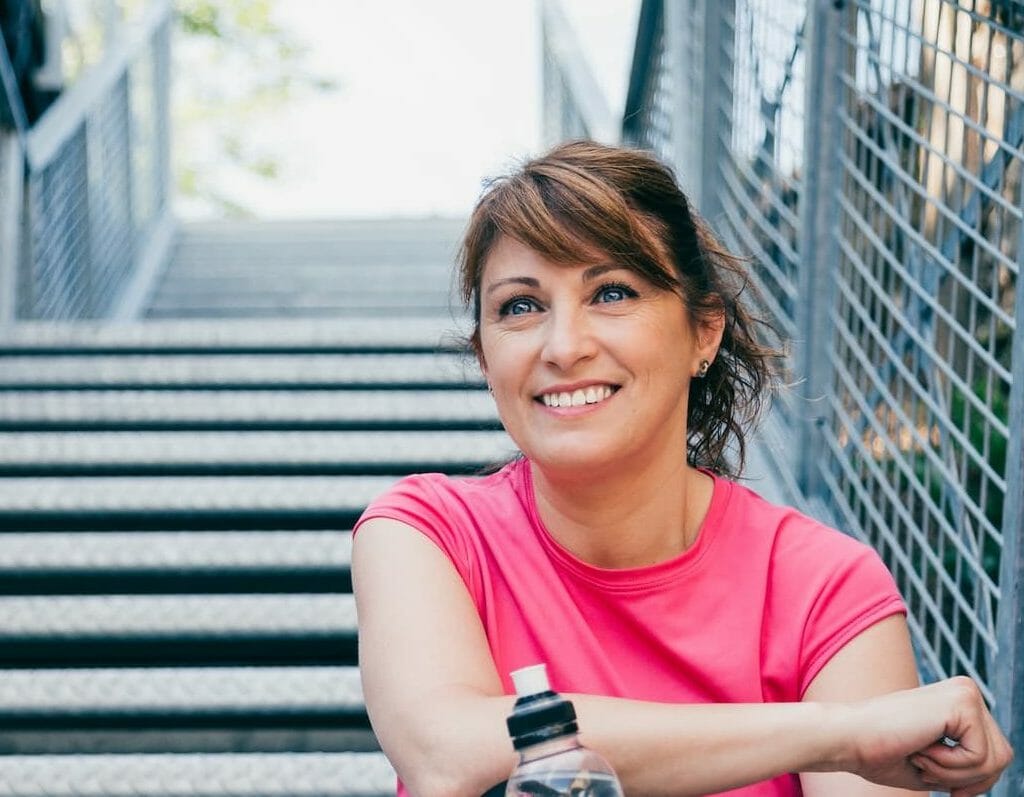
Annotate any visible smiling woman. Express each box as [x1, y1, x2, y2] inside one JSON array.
[[351, 142, 1013, 797]]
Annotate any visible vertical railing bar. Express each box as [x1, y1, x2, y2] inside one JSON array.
[[992, 193, 1024, 797], [663, 0, 689, 194], [0, 133, 23, 324], [795, 0, 849, 501], [701, 0, 732, 226]]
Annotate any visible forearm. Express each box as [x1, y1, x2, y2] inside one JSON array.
[[575, 694, 836, 796], [384, 688, 841, 797]]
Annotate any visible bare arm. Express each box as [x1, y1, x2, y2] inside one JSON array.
[[353, 519, 1012, 797]]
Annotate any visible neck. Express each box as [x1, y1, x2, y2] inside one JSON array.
[[530, 455, 713, 569]]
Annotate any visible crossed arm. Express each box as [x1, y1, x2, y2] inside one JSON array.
[[353, 518, 1012, 797]]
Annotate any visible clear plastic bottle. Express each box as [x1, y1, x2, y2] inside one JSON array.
[[505, 664, 624, 797]]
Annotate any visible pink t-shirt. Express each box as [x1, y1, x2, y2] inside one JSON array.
[[356, 458, 906, 796]]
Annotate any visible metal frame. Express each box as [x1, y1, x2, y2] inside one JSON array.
[[0, 29, 27, 327], [795, 0, 851, 502], [993, 177, 1024, 796]]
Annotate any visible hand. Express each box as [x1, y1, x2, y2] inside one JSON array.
[[844, 677, 1013, 795]]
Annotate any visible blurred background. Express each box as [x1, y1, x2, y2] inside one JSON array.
[[1, 2, 1023, 796]]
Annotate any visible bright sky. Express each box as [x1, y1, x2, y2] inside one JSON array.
[[180, 1, 640, 220]]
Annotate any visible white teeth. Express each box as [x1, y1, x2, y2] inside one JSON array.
[[541, 386, 614, 408]]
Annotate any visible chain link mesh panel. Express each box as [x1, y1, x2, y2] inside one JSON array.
[[19, 5, 171, 320], [821, 0, 1024, 700], [715, 0, 806, 357]]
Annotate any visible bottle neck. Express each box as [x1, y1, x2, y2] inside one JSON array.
[[517, 732, 582, 763]]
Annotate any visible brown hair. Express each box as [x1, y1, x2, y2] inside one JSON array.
[[457, 140, 782, 478]]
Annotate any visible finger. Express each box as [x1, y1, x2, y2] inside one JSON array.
[[950, 774, 1001, 797], [911, 753, 995, 790], [915, 737, 989, 769]]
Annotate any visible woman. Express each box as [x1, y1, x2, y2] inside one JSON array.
[[352, 142, 1012, 796]]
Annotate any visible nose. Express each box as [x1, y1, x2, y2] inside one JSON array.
[[540, 305, 598, 371]]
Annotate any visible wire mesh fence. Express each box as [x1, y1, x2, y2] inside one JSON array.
[[547, 0, 1023, 789], [15, 0, 172, 321]]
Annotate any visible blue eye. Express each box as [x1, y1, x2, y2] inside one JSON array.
[[595, 283, 637, 303], [500, 297, 538, 316]]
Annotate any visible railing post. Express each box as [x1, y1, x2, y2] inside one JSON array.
[[793, 0, 849, 501], [992, 211, 1024, 797], [663, 0, 697, 196], [0, 132, 22, 324], [699, 0, 732, 225]]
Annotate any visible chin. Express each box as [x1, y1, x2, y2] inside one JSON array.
[[526, 444, 626, 479]]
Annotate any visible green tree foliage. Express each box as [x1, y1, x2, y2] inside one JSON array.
[[174, 0, 339, 217]]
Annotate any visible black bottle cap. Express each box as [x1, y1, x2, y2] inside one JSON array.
[[506, 665, 579, 750]]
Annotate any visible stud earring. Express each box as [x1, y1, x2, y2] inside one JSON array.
[[697, 359, 711, 378]]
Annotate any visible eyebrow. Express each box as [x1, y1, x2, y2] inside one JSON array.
[[483, 264, 630, 296], [485, 277, 539, 296]]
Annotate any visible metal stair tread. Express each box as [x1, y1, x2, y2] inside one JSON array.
[[0, 666, 363, 714], [0, 751, 395, 796], [0, 530, 352, 572], [0, 430, 516, 469], [0, 389, 497, 426], [0, 317, 469, 352], [0, 353, 482, 388], [148, 291, 455, 308], [0, 475, 396, 513], [0, 594, 356, 638]]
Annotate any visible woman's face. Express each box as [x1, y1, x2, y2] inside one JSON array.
[[478, 235, 722, 477]]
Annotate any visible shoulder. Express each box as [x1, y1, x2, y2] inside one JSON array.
[[357, 460, 523, 529], [354, 460, 526, 565], [730, 485, 907, 696], [724, 478, 885, 576], [353, 460, 528, 608]]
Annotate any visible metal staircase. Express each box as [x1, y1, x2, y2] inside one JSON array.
[[0, 218, 513, 796]]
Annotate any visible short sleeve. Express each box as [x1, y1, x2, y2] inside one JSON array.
[[765, 513, 907, 698], [353, 473, 481, 602]]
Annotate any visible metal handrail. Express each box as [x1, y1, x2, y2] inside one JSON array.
[[24, 0, 168, 170]]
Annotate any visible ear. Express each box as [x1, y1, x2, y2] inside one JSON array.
[[694, 307, 726, 371]]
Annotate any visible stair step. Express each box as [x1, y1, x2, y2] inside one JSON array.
[[0, 353, 482, 389], [0, 594, 357, 665], [0, 666, 364, 719], [0, 752, 395, 797], [0, 530, 353, 595], [0, 530, 350, 572], [0, 318, 467, 353], [150, 283, 453, 300], [160, 263, 453, 280], [0, 475, 396, 529], [0, 431, 517, 475], [0, 389, 498, 430], [146, 294, 456, 314], [144, 305, 458, 320], [0, 594, 356, 637], [174, 215, 464, 241]]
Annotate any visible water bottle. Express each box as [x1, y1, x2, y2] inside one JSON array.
[[505, 664, 624, 797]]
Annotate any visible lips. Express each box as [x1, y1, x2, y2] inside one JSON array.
[[537, 385, 617, 408]]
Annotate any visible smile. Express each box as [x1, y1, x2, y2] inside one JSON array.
[[538, 385, 617, 408]]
